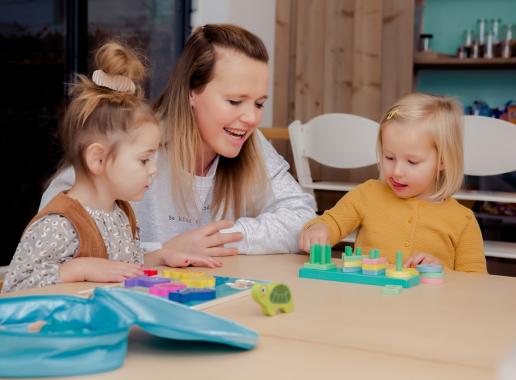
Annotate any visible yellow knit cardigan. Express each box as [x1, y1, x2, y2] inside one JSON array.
[[304, 180, 487, 273]]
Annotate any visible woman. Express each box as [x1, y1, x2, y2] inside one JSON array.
[[41, 24, 316, 259]]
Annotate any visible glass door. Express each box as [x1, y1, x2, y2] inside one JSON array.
[[0, 0, 189, 265]]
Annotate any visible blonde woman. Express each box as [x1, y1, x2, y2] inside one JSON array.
[[41, 24, 316, 257], [300, 93, 486, 273]]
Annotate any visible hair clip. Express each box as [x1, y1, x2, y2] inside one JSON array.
[[385, 108, 399, 120], [92, 70, 136, 94]]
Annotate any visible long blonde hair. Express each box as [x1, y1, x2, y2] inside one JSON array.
[[377, 93, 464, 201], [58, 41, 157, 177], [154, 24, 269, 219]]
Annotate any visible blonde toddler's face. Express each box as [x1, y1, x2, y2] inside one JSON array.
[[380, 121, 441, 201]]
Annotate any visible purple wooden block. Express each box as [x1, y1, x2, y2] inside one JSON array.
[[124, 276, 148, 288], [137, 276, 171, 288]]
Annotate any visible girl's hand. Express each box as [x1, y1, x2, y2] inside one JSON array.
[[60, 257, 144, 283], [161, 252, 222, 269], [404, 252, 441, 268], [299, 223, 331, 253], [162, 220, 243, 257]]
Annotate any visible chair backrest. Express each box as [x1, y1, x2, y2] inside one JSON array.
[[288, 113, 379, 192], [463, 115, 516, 176]]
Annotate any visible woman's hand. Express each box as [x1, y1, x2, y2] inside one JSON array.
[[59, 257, 144, 283], [162, 220, 243, 257], [299, 223, 331, 253], [160, 252, 222, 269], [404, 252, 441, 268]]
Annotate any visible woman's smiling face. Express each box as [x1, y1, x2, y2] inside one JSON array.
[[189, 47, 269, 168]]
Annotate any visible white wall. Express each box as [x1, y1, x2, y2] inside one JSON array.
[[190, 0, 275, 127]]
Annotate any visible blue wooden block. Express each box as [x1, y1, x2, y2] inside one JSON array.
[[298, 267, 419, 288], [168, 288, 216, 303]]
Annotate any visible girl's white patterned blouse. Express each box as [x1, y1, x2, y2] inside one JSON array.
[[2, 204, 144, 293]]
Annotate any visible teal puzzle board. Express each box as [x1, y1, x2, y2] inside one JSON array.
[[80, 275, 262, 310]]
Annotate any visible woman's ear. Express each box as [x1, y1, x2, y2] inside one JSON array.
[[84, 142, 107, 175]]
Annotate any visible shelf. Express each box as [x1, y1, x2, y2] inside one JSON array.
[[454, 189, 516, 204], [484, 240, 516, 259], [414, 56, 516, 70], [475, 212, 516, 224]]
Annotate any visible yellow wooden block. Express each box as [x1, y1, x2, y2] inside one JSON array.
[[180, 277, 216, 288], [362, 263, 387, 271], [160, 270, 206, 280], [342, 261, 362, 268], [160, 269, 183, 279], [386, 268, 418, 279]]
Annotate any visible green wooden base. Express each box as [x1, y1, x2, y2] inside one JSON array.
[[298, 267, 420, 288]]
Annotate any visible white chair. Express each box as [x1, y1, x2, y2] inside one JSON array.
[[288, 113, 380, 242], [459, 115, 516, 259], [288, 113, 379, 196]]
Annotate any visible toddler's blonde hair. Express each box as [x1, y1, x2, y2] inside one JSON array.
[[59, 41, 157, 176], [377, 92, 464, 201]]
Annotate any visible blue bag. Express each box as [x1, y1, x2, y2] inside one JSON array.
[[0, 287, 258, 377]]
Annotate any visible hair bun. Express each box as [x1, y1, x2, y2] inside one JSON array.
[[94, 41, 145, 84]]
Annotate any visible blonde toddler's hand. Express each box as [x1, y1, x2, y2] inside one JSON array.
[[404, 252, 441, 268], [299, 223, 331, 253]]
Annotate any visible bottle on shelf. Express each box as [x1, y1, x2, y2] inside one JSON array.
[[419, 33, 433, 53], [477, 18, 486, 57], [462, 29, 473, 58], [471, 40, 480, 58], [485, 31, 494, 58], [491, 18, 501, 43], [502, 24, 513, 59]]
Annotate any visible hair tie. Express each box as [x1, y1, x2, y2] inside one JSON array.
[[92, 69, 136, 94]]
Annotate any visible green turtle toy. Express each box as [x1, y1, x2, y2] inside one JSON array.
[[252, 283, 294, 316]]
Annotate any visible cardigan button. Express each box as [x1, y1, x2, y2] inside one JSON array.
[[404, 241, 410, 247]]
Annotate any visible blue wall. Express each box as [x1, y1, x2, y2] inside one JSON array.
[[416, 0, 516, 110]]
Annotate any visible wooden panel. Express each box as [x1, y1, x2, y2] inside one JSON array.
[[323, 0, 354, 114], [294, 0, 326, 122], [259, 127, 290, 141], [381, 0, 415, 114], [272, 0, 296, 170], [273, 0, 293, 128], [319, 0, 355, 183], [351, 0, 383, 120], [272, 0, 407, 198]]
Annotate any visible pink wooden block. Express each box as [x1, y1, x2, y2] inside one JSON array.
[[362, 257, 388, 265], [149, 282, 187, 297], [420, 277, 444, 285]]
